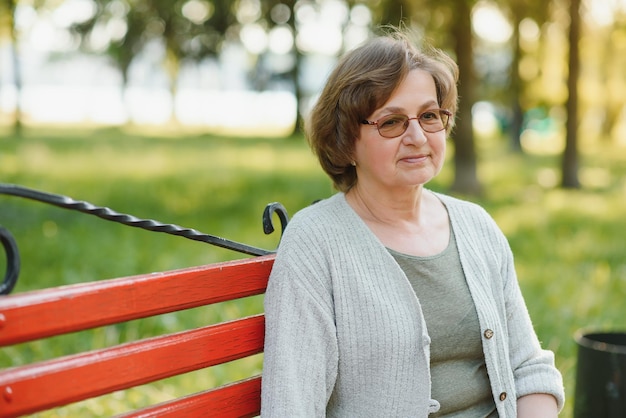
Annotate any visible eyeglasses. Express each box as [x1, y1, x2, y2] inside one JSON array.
[[361, 109, 452, 138]]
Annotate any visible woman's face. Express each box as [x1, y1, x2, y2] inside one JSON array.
[[353, 69, 447, 193]]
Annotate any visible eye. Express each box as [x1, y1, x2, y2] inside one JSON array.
[[419, 111, 441, 122], [379, 114, 407, 128]]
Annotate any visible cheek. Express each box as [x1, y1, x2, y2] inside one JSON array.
[[354, 134, 383, 162], [434, 137, 447, 156], [429, 137, 447, 169]]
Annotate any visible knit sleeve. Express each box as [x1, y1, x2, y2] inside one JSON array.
[[499, 236, 566, 411], [261, 213, 339, 417]]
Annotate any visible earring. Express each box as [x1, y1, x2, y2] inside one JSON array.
[[350, 161, 356, 166]]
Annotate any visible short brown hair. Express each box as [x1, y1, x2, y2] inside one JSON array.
[[306, 31, 459, 192]]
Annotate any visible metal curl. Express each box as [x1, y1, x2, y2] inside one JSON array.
[[262, 202, 289, 236], [0, 183, 289, 291], [0, 226, 20, 295]]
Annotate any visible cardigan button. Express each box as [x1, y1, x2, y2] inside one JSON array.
[[499, 392, 507, 401], [483, 329, 494, 339]]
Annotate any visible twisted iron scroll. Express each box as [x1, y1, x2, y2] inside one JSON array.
[[0, 183, 289, 295]]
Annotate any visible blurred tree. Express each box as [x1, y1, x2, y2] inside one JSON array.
[[72, 2, 148, 86], [600, 13, 626, 142], [562, 0, 580, 188], [504, 0, 551, 151], [448, 0, 481, 195], [69, 1, 153, 121], [149, 0, 237, 118], [69, 0, 236, 122], [255, 0, 370, 136], [0, 0, 22, 137], [257, 0, 302, 135], [367, 0, 414, 26]]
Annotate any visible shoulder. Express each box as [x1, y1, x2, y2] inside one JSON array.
[[269, 194, 361, 294], [432, 191, 506, 242], [433, 192, 493, 223], [433, 191, 486, 214], [283, 193, 351, 236], [276, 193, 353, 254]]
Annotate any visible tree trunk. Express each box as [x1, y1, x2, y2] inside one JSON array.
[[600, 28, 621, 142], [509, 13, 524, 152], [561, 0, 581, 188], [450, 0, 482, 195], [288, 48, 303, 137], [8, 0, 22, 137]]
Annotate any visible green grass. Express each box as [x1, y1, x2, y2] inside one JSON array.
[[1, 126, 625, 417]]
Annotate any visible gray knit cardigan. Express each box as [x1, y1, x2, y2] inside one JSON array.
[[261, 192, 565, 417]]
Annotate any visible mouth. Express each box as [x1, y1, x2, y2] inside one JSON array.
[[400, 154, 429, 163]]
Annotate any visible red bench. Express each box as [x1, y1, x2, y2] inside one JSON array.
[[0, 254, 275, 417]]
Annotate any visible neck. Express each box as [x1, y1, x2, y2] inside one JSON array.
[[348, 184, 425, 226]]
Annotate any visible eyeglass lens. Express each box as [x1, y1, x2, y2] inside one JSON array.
[[378, 110, 449, 137]]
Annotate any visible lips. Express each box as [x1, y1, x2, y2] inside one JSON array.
[[400, 154, 429, 163]]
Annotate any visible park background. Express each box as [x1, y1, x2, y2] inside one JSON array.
[[1, 0, 626, 416]]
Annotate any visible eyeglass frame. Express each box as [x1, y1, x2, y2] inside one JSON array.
[[360, 109, 453, 138]]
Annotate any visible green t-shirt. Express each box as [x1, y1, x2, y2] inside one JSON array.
[[389, 229, 497, 417]]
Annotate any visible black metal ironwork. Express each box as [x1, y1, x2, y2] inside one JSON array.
[[0, 226, 20, 295], [0, 183, 289, 295]]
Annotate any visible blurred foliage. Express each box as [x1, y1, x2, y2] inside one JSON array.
[[0, 0, 624, 191]]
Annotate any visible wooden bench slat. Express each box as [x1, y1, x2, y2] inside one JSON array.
[[121, 376, 262, 418], [0, 255, 274, 346], [0, 315, 264, 417]]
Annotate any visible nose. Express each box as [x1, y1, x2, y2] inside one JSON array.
[[402, 118, 428, 145]]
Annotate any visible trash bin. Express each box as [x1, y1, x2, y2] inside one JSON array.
[[574, 331, 626, 417]]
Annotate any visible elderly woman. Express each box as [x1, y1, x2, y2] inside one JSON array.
[[261, 30, 564, 417]]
